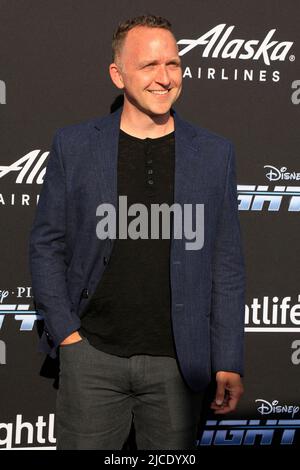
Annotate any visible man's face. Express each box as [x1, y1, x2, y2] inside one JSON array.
[[113, 26, 182, 117]]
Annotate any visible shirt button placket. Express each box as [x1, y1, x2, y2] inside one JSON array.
[[145, 143, 154, 188]]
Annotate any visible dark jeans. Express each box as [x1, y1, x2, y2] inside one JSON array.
[[56, 336, 203, 450]]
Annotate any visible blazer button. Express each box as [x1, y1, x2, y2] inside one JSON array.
[[103, 256, 109, 265], [44, 328, 51, 339], [81, 288, 89, 299]]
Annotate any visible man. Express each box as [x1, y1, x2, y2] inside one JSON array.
[[29, 14, 245, 450]]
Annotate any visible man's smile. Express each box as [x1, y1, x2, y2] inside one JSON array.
[[147, 89, 171, 95]]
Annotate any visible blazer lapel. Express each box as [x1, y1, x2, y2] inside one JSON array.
[[90, 106, 122, 210], [172, 109, 200, 206]]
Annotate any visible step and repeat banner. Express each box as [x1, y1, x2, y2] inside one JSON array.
[[1, 0, 299, 450]]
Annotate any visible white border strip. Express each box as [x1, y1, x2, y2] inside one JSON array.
[[245, 327, 300, 332], [0, 447, 56, 450]]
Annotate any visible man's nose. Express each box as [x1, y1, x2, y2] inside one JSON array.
[[155, 65, 171, 86]]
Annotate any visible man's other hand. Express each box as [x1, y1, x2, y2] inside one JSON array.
[[210, 371, 244, 415], [60, 331, 83, 346]]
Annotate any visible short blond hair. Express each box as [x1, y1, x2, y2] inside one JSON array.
[[112, 14, 174, 65]]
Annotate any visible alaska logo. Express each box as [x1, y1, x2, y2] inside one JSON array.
[[178, 24, 294, 66], [0, 151, 49, 184]]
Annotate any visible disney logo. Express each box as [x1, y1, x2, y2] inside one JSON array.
[[0, 290, 9, 303], [264, 165, 300, 182], [256, 399, 299, 418]]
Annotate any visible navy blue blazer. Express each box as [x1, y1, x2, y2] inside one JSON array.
[[29, 106, 245, 392]]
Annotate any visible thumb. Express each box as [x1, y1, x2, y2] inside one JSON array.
[[215, 380, 226, 405]]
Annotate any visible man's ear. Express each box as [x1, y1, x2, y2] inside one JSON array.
[[109, 63, 124, 90]]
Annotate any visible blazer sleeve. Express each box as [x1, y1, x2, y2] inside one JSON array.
[[28, 129, 81, 350], [210, 141, 246, 376]]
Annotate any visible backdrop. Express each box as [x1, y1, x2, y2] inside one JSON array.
[[1, 0, 299, 450]]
